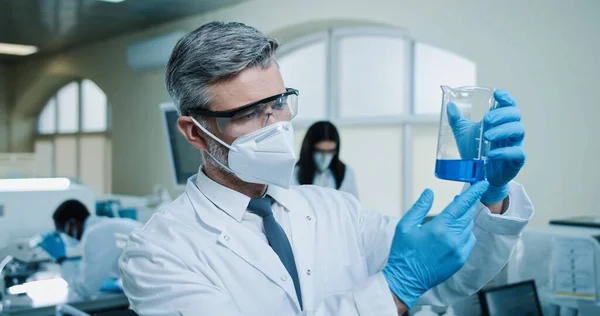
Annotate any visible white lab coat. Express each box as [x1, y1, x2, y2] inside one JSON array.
[[61, 216, 142, 300], [292, 165, 359, 199], [119, 171, 533, 316]]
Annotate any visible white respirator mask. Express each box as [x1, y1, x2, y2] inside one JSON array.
[[191, 117, 297, 189]]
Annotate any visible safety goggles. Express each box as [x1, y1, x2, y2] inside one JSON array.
[[187, 88, 299, 138]]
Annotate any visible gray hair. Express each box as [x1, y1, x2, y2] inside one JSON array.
[[165, 22, 280, 116]]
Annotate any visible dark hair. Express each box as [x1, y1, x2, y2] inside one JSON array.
[[297, 121, 346, 188], [52, 200, 90, 232]]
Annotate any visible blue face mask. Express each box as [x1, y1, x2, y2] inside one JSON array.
[[313, 152, 334, 172]]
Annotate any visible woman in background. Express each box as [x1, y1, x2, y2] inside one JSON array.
[[293, 121, 359, 199]]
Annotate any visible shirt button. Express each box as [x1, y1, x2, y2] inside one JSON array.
[[306, 269, 311, 275], [306, 216, 312, 221], [281, 275, 288, 282], [223, 235, 230, 241]]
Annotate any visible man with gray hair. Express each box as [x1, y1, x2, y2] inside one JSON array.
[[119, 22, 533, 315]]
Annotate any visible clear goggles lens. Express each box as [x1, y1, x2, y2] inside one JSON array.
[[213, 93, 298, 137]]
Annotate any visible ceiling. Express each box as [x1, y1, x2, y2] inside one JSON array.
[[0, 0, 245, 63]]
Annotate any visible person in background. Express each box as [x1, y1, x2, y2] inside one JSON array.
[[293, 121, 359, 198], [38, 199, 141, 299]]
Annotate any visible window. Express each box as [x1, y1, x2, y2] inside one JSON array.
[[35, 80, 111, 195], [56, 82, 79, 133], [278, 35, 328, 121], [38, 99, 56, 135], [337, 35, 407, 118], [279, 27, 475, 216]]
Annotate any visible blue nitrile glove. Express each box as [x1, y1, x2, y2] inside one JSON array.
[[38, 232, 66, 262], [383, 181, 489, 308], [100, 278, 123, 293], [447, 90, 526, 203]]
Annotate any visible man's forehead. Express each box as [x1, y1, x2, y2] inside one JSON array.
[[209, 65, 285, 112]]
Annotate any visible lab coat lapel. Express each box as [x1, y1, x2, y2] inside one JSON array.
[[269, 187, 317, 311], [185, 179, 301, 310], [216, 227, 301, 309]]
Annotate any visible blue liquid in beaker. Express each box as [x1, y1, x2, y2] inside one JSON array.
[[435, 159, 486, 183]]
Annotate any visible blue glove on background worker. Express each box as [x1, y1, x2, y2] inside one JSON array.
[[38, 232, 66, 262], [100, 278, 124, 293], [383, 181, 489, 308], [447, 90, 526, 203]]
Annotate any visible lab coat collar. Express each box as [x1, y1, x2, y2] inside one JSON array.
[[195, 167, 298, 220], [266, 185, 295, 212], [194, 168, 250, 222]]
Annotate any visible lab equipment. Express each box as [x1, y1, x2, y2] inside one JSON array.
[[478, 280, 542, 316], [117, 208, 137, 220], [550, 216, 600, 229], [1, 257, 43, 294], [57, 304, 92, 316], [160, 103, 204, 187], [0, 178, 95, 261], [435, 86, 496, 183], [383, 182, 488, 308], [437, 88, 526, 203], [506, 224, 600, 315], [0, 292, 130, 315], [96, 200, 121, 218], [99, 189, 172, 223]]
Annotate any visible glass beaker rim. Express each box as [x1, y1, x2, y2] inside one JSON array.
[[441, 85, 494, 93]]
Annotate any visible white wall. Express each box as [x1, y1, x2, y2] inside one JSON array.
[[7, 0, 600, 226]]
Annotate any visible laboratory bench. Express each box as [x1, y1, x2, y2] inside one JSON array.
[[0, 293, 130, 316]]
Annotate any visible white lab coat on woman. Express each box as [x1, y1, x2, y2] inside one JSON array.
[[61, 216, 142, 300], [119, 170, 533, 316], [292, 165, 360, 199]]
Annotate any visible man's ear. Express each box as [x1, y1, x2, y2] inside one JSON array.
[[177, 116, 207, 151]]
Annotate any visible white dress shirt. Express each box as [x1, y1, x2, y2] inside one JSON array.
[[119, 168, 534, 316]]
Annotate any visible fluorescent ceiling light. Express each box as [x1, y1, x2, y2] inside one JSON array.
[[0, 178, 71, 192], [0, 43, 38, 56], [97, 0, 127, 2]]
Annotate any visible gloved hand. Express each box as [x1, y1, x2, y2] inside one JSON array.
[[100, 278, 123, 293], [447, 90, 526, 203], [382, 181, 489, 308], [38, 232, 66, 262]]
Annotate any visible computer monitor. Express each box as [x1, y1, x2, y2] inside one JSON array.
[[159, 103, 204, 187], [478, 280, 542, 316]]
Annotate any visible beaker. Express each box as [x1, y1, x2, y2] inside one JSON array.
[[435, 86, 497, 183]]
